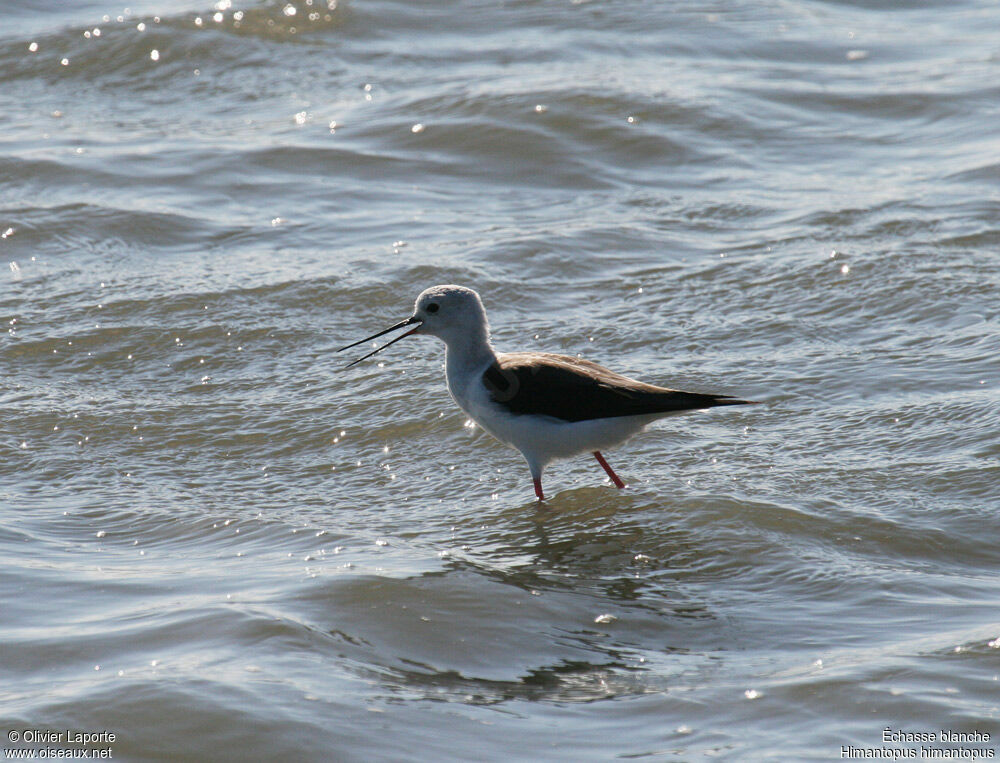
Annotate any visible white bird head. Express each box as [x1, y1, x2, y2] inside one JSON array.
[[338, 284, 491, 367], [411, 285, 489, 343]]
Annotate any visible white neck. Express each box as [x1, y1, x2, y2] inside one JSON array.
[[444, 327, 495, 370], [442, 324, 497, 397]]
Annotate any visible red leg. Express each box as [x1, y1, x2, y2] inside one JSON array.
[[593, 451, 625, 488], [533, 477, 545, 501]]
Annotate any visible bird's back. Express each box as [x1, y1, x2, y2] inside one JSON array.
[[482, 352, 754, 423]]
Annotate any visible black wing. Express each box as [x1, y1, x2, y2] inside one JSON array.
[[482, 352, 755, 423]]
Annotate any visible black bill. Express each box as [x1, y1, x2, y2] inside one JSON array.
[[338, 316, 421, 368]]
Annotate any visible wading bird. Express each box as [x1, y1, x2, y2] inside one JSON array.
[[340, 285, 756, 500]]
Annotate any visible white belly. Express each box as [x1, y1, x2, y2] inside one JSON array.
[[448, 363, 658, 468]]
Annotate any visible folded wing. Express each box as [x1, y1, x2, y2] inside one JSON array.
[[483, 352, 754, 423]]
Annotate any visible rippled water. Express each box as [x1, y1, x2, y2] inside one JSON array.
[[2, 0, 999, 759]]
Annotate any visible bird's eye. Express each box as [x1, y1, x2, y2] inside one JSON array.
[[426, 303, 439, 314]]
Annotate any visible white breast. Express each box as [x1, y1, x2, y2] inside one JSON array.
[[446, 358, 656, 468]]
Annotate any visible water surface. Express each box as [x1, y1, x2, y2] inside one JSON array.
[[2, 0, 999, 759]]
